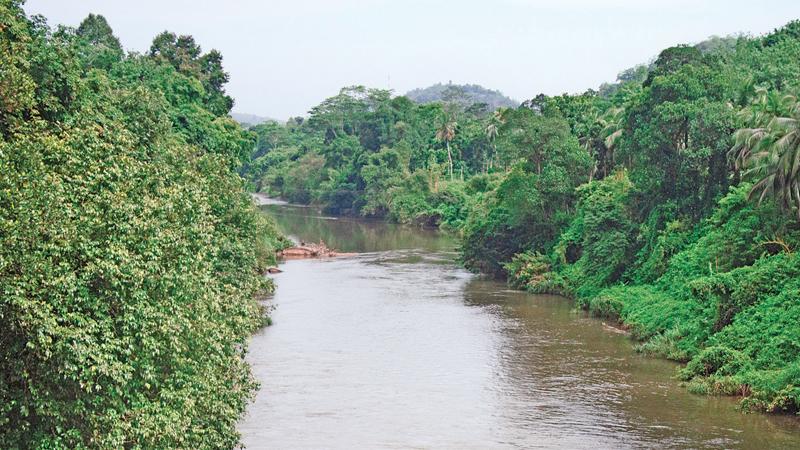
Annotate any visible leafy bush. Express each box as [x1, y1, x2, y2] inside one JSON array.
[[635, 326, 690, 361], [742, 361, 800, 414], [504, 251, 568, 295], [679, 346, 752, 380]]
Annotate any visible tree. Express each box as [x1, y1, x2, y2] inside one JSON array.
[[0, 0, 37, 133], [149, 31, 200, 72], [597, 106, 624, 175], [76, 14, 122, 53], [643, 45, 703, 87], [484, 108, 505, 171], [731, 88, 800, 218], [199, 49, 233, 114], [146, 31, 233, 116], [495, 108, 579, 174], [76, 13, 124, 69], [436, 113, 457, 179]]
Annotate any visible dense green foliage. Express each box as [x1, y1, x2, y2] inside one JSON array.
[[243, 85, 498, 227], [0, 2, 286, 447], [485, 24, 800, 414], [248, 21, 800, 414]]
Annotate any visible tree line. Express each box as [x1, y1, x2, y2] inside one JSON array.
[[1, 2, 287, 447]]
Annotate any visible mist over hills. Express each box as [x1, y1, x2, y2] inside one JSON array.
[[405, 83, 519, 110], [230, 112, 278, 127]]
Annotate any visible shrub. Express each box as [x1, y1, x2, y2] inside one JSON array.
[[679, 346, 752, 380], [504, 251, 569, 295]]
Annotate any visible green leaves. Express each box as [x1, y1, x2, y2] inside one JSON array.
[[0, 5, 282, 448]]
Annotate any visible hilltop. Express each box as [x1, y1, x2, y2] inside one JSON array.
[[231, 112, 279, 127], [405, 83, 518, 111]]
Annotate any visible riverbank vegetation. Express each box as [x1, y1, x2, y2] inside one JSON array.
[[246, 21, 800, 414], [1, 2, 286, 447]]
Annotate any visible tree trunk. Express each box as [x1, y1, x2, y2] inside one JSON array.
[[446, 140, 454, 180]]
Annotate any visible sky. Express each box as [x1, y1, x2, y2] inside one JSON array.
[[23, 0, 800, 120]]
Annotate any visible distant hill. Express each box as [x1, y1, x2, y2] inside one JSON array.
[[405, 83, 518, 111], [230, 112, 278, 127]]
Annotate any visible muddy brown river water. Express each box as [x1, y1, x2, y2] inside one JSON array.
[[239, 203, 800, 449]]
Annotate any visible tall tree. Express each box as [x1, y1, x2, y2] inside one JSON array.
[[76, 13, 122, 55], [598, 106, 625, 175], [436, 113, 457, 179], [484, 108, 505, 171]]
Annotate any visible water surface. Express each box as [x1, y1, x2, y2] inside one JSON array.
[[240, 204, 800, 449]]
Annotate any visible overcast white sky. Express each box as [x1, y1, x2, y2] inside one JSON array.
[[24, 0, 800, 120]]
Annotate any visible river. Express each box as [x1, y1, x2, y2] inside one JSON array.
[[239, 202, 800, 449]]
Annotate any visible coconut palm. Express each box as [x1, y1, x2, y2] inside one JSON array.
[[588, 106, 625, 177], [436, 114, 457, 180], [730, 89, 800, 218], [484, 109, 505, 171], [730, 87, 788, 170], [600, 107, 624, 155]]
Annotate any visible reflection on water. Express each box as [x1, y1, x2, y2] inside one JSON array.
[[239, 204, 800, 449], [263, 204, 455, 253]]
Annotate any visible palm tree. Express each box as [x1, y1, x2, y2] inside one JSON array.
[[730, 88, 800, 218], [588, 106, 625, 177], [600, 107, 624, 156], [484, 108, 505, 171], [484, 122, 497, 172], [436, 114, 457, 180], [730, 88, 786, 170]]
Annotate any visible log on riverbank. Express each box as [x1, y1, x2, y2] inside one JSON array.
[[278, 240, 356, 259]]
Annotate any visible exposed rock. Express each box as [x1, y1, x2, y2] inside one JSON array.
[[601, 322, 630, 335], [277, 240, 356, 259], [251, 192, 288, 206]]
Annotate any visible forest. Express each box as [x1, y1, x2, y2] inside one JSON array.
[[1, 1, 287, 447], [245, 22, 800, 415]]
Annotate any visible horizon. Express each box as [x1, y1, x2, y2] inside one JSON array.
[[24, 0, 800, 120]]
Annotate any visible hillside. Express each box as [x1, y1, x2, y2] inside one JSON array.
[[405, 82, 518, 111], [231, 111, 278, 127]]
